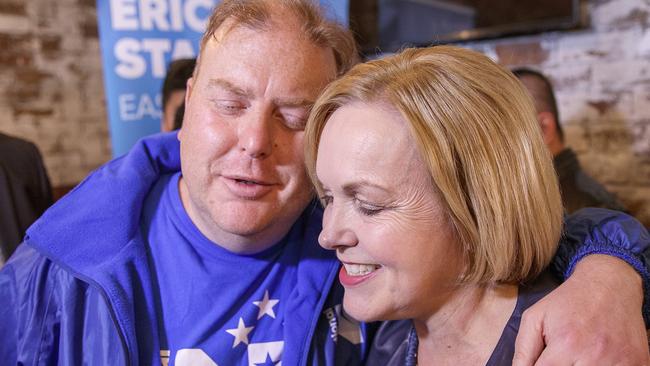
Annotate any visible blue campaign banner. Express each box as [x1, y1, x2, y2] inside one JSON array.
[[97, 0, 217, 157], [97, 0, 348, 157], [322, 0, 348, 26]]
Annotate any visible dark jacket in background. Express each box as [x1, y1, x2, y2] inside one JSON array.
[[0, 133, 52, 262], [555, 148, 627, 214]]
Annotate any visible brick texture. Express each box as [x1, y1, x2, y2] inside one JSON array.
[[458, 0, 650, 226], [0, 0, 108, 188], [0, 0, 649, 226]]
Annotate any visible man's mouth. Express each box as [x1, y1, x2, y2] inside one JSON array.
[[223, 175, 275, 199], [235, 178, 264, 185], [229, 175, 273, 185]]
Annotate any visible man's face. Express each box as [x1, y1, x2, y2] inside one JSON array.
[[178, 22, 337, 252]]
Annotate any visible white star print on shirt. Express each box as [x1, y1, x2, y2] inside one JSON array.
[[253, 290, 280, 319], [226, 317, 254, 348]]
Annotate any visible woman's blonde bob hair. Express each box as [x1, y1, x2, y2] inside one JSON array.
[[305, 46, 563, 284]]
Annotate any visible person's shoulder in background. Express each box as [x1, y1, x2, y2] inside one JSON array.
[[0, 132, 53, 263]]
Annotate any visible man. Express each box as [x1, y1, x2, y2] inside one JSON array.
[[0, 132, 52, 263], [513, 67, 627, 214], [161, 58, 196, 132], [0, 1, 648, 365]]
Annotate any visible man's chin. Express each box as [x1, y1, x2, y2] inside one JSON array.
[[213, 210, 273, 235], [202, 195, 312, 249], [218, 220, 271, 238], [207, 206, 283, 245]]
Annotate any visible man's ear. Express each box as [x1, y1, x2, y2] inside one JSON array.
[[178, 77, 194, 141], [185, 77, 194, 103], [537, 111, 557, 145]]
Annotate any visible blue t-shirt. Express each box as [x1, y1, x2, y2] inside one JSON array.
[[142, 172, 303, 366]]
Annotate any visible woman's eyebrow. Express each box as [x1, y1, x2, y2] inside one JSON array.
[[342, 180, 391, 196]]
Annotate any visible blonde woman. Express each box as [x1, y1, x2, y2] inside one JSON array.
[[306, 45, 588, 364]]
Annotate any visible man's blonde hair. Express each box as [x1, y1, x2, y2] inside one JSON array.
[[305, 46, 563, 284], [197, 0, 358, 77]]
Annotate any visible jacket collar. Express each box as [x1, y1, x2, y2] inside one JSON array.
[[25, 132, 181, 365]]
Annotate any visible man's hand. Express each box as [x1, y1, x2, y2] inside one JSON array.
[[513, 254, 650, 365]]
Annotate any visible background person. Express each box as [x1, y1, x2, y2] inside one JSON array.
[[512, 67, 627, 214], [161, 58, 196, 132], [0, 132, 52, 264], [172, 101, 186, 130]]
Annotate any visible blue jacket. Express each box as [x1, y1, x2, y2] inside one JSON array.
[[1, 133, 649, 365]]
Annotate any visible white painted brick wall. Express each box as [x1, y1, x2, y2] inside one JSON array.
[[463, 0, 650, 225], [0, 0, 109, 188]]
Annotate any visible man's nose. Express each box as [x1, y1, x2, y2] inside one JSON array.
[[319, 204, 358, 250], [238, 110, 274, 159]]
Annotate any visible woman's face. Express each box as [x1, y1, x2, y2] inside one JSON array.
[[316, 101, 465, 322]]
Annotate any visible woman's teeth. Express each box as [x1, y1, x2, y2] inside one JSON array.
[[343, 263, 379, 276]]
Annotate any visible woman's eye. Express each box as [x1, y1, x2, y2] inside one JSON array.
[[356, 199, 383, 216]]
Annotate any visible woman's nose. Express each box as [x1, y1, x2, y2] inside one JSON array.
[[318, 205, 358, 250]]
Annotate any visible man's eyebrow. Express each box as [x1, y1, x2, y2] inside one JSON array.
[[206, 79, 313, 108], [206, 79, 250, 98]]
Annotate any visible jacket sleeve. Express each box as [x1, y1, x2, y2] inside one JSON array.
[[551, 208, 650, 324], [0, 244, 127, 365], [0, 254, 18, 364]]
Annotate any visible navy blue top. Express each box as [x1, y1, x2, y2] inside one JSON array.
[[404, 271, 559, 365], [365, 270, 559, 366]]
